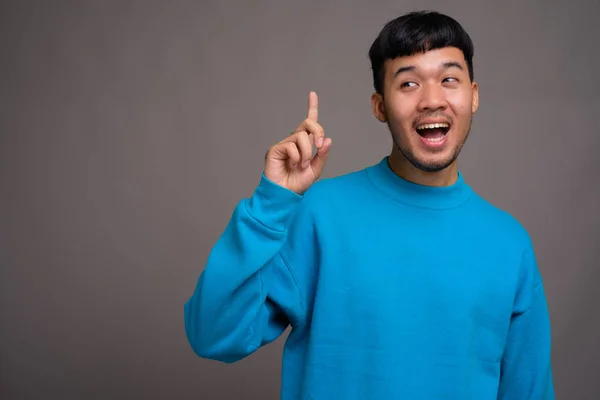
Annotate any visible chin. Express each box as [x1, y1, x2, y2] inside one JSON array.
[[405, 150, 458, 173], [413, 159, 454, 173]]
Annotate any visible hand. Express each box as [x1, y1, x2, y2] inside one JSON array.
[[264, 91, 332, 195]]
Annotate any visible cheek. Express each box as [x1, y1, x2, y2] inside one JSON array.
[[385, 97, 415, 126], [449, 92, 473, 117]]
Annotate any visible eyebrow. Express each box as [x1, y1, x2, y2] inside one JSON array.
[[393, 61, 464, 78]]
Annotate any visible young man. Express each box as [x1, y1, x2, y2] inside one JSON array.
[[184, 10, 555, 399]]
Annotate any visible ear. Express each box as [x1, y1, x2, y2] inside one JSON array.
[[371, 92, 387, 122], [471, 81, 479, 114]]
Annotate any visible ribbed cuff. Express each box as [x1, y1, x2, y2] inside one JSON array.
[[245, 173, 303, 232]]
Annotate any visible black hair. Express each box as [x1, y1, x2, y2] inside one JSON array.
[[368, 10, 474, 95]]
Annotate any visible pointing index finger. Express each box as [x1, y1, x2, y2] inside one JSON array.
[[307, 91, 318, 121]]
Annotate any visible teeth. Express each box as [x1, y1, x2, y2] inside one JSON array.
[[417, 123, 449, 130], [425, 136, 444, 142]]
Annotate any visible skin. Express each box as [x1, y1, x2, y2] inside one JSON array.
[[264, 46, 478, 194], [264, 92, 331, 195], [371, 46, 479, 187]]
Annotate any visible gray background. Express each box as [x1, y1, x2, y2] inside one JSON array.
[[1, 0, 598, 399]]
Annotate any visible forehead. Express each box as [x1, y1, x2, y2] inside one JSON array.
[[385, 47, 467, 75]]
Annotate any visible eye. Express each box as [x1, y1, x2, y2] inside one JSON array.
[[443, 77, 459, 84], [400, 81, 418, 88]]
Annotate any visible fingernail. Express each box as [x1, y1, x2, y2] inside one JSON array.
[[318, 138, 324, 147], [302, 160, 310, 168]]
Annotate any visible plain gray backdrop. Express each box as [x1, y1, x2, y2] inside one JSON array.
[[1, 0, 599, 399]]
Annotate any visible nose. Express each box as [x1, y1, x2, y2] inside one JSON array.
[[417, 83, 448, 112]]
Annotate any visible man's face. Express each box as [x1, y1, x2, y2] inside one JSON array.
[[372, 47, 479, 172]]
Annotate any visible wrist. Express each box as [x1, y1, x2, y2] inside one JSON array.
[[245, 173, 303, 232]]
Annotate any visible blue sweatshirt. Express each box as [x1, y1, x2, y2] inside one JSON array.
[[184, 157, 554, 399]]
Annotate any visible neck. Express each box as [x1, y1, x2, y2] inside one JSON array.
[[388, 146, 459, 187]]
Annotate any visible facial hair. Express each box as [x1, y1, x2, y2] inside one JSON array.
[[387, 112, 473, 173]]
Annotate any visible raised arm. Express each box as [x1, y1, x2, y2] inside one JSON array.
[[184, 92, 332, 363]]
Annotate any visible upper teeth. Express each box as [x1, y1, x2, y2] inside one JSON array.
[[417, 123, 449, 129]]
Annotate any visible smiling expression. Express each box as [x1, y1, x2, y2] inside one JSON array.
[[372, 46, 479, 173]]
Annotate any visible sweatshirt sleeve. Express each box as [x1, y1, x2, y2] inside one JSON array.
[[184, 174, 306, 363], [497, 248, 555, 399]]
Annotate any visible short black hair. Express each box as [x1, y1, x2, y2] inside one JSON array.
[[368, 10, 475, 95]]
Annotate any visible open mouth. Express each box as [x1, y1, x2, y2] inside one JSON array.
[[415, 122, 450, 143]]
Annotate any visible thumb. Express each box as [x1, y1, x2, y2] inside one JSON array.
[[310, 137, 332, 178]]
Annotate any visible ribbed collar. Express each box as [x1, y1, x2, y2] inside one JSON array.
[[365, 157, 473, 210]]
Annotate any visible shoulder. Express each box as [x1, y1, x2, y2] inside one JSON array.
[[301, 166, 371, 203], [467, 190, 544, 289], [468, 190, 534, 250], [282, 166, 373, 229]]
